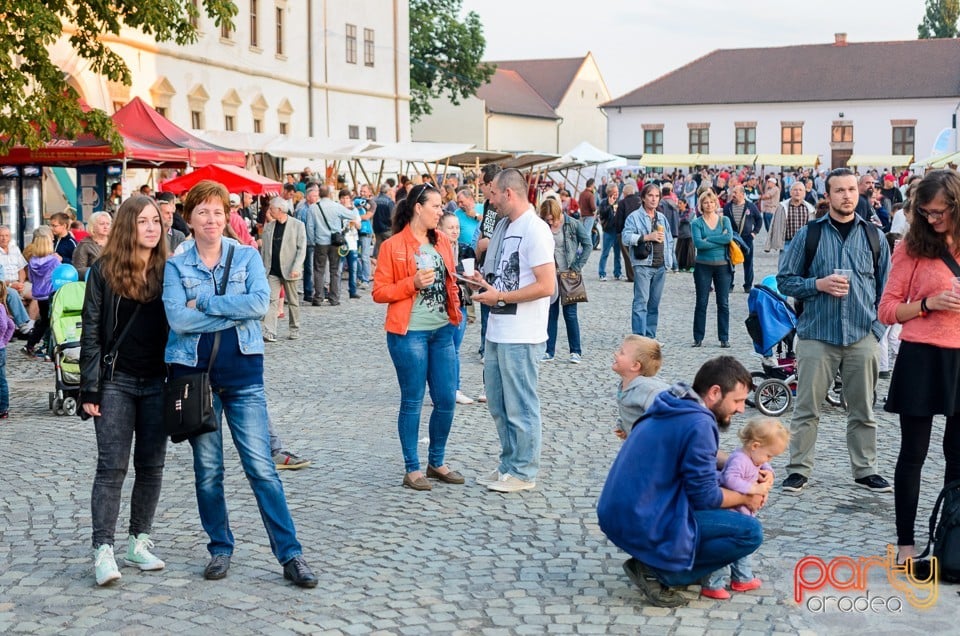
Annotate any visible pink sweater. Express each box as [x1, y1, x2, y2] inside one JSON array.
[[878, 242, 960, 349]]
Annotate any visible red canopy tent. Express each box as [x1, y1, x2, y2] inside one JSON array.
[[0, 97, 245, 168], [159, 163, 283, 196]]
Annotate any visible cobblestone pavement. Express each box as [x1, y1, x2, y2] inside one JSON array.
[[1, 246, 957, 635]]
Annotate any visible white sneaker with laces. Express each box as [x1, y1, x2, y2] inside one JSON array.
[[94, 544, 122, 586], [124, 533, 165, 571], [455, 390, 474, 405], [476, 469, 501, 485], [569, 353, 582, 364], [487, 473, 536, 493]]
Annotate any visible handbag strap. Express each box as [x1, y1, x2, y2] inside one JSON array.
[[102, 303, 142, 367], [316, 202, 337, 233], [206, 244, 235, 371], [939, 248, 960, 278]]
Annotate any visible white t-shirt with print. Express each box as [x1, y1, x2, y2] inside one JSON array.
[[485, 208, 554, 344]]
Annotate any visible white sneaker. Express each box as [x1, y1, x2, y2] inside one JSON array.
[[477, 393, 487, 403], [476, 469, 501, 485], [18, 319, 34, 334], [94, 544, 122, 585], [455, 390, 474, 405], [569, 353, 582, 364], [124, 533, 165, 571], [487, 473, 536, 493], [599, 276, 608, 282]]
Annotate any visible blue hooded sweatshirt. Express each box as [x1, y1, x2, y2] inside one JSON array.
[[597, 383, 724, 572]]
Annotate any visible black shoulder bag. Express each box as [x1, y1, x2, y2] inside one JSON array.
[[79, 303, 141, 420], [164, 244, 235, 443], [318, 203, 346, 246]]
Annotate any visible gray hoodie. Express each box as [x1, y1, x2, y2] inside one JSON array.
[[617, 375, 670, 435]]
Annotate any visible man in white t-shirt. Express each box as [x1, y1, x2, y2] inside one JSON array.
[[471, 168, 556, 493], [0, 225, 33, 332]]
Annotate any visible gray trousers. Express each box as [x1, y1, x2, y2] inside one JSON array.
[[788, 335, 880, 479]]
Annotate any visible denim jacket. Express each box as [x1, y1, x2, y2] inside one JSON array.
[[163, 237, 270, 367], [622, 209, 675, 269]]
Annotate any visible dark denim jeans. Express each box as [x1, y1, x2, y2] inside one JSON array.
[[651, 509, 763, 586], [453, 308, 467, 390], [546, 298, 581, 356], [91, 371, 167, 548], [303, 245, 314, 299], [733, 233, 756, 290], [0, 348, 7, 412], [478, 303, 490, 356], [693, 262, 732, 343], [386, 323, 457, 473], [189, 384, 303, 564]]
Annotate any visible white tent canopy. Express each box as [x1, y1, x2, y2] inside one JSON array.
[[547, 141, 628, 193]]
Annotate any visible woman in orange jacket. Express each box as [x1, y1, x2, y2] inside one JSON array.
[[372, 183, 463, 491]]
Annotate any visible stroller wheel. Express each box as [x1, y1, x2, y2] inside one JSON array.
[[54, 399, 65, 416], [62, 397, 78, 417], [755, 378, 793, 417], [746, 372, 768, 408]]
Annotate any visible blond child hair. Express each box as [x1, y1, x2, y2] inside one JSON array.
[[24, 227, 54, 259], [738, 416, 790, 449], [622, 334, 663, 376]]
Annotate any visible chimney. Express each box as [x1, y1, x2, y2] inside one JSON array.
[[834, 33, 848, 46]]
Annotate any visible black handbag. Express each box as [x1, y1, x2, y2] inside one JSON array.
[[318, 203, 346, 246], [164, 245, 234, 443], [633, 241, 651, 260]]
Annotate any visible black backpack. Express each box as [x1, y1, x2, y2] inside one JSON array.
[[919, 478, 960, 582]]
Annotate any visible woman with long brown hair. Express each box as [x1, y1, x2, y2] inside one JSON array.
[[80, 195, 169, 586], [879, 169, 960, 571]]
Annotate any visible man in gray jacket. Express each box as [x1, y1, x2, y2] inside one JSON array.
[[261, 197, 307, 341]]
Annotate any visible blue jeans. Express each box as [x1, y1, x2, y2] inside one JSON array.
[[359, 235, 373, 282], [599, 231, 622, 278], [705, 553, 754, 590], [631, 265, 666, 338], [189, 384, 303, 564], [91, 372, 167, 547], [484, 340, 544, 481], [546, 298, 581, 356], [762, 212, 773, 232], [303, 245, 314, 299], [582, 216, 596, 241], [386, 324, 457, 473], [650, 509, 763, 586], [452, 308, 467, 390], [344, 249, 359, 296], [693, 262, 732, 343], [6, 289, 28, 327]]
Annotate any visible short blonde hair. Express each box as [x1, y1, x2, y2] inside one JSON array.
[[622, 334, 662, 376], [698, 189, 719, 209], [738, 416, 790, 448]]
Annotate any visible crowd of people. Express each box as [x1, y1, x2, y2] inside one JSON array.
[[3, 161, 958, 606]]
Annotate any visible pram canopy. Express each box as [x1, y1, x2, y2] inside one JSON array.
[[745, 285, 797, 355], [51, 281, 85, 347]]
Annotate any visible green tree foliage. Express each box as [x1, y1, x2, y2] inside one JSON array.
[[409, 0, 495, 122], [0, 1, 237, 152], [918, 0, 960, 38]]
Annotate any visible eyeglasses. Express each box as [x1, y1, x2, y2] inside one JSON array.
[[917, 206, 949, 221]]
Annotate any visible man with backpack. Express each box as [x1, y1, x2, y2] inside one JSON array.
[[776, 168, 891, 495]]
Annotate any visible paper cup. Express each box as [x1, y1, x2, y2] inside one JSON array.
[[462, 258, 475, 276]]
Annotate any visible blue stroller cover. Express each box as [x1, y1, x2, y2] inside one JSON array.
[[745, 285, 798, 355]]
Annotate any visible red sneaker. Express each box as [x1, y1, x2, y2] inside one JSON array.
[[700, 587, 731, 600], [731, 578, 762, 592]]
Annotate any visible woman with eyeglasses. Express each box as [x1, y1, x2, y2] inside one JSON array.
[[372, 182, 464, 491], [878, 169, 960, 573]]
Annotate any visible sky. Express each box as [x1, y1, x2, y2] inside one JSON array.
[[459, 0, 929, 99]]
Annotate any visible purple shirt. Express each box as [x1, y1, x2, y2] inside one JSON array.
[[719, 448, 772, 516]]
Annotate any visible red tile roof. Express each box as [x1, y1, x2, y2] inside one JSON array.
[[491, 57, 586, 109], [605, 38, 960, 108], [477, 69, 559, 120]]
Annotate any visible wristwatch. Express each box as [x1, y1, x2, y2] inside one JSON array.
[[496, 293, 506, 308]]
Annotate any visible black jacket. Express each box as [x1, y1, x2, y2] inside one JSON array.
[[722, 200, 763, 237], [614, 193, 641, 234], [372, 195, 395, 234]]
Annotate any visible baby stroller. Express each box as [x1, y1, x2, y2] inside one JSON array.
[[744, 279, 843, 416], [48, 279, 85, 416]]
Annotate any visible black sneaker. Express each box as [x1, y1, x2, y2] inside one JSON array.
[[621, 558, 688, 608], [854, 474, 893, 492], [203, 554, 231, 580], [782, 473, 808, 492], [283, 556, 318, 588]]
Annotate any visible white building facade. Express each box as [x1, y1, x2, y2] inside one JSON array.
[[51, 0, 410, 144]]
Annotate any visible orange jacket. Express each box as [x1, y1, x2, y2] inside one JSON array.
[[372, 225, 460, 335]]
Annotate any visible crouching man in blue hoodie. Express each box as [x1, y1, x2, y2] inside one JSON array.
[[597, 356, 771, 607]]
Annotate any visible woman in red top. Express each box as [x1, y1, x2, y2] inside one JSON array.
[[878, 169, 960, 567], [372, 183, 463, 491]]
